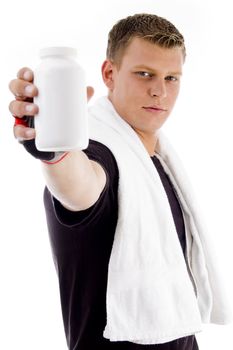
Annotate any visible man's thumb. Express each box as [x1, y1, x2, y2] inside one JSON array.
[[87, 86, 94, 102]]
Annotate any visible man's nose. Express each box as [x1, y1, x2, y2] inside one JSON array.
[[149, 78, 167, 98]]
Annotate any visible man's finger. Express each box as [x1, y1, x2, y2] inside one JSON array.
[[9, 100, 38, 117], [17, 67, 34, 82], [9, 79, 38, 99], [87, 86, 94, 102], [13, 125, 36, 141]]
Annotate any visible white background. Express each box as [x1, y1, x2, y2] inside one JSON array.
[[0, 0, 232, 349]]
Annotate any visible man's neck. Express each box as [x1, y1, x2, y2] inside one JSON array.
[[132, 128, 158, 157]]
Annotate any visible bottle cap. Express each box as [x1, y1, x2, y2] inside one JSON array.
[[39, 46, 77, 58]]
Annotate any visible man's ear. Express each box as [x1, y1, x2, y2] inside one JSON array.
[[101, 60, 115, 90]]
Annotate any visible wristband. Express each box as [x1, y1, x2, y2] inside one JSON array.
[[42, 151, 69, 164], [14, 116, 67, 162], [14, 116, 28, 127]]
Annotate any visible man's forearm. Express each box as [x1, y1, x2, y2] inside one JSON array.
[[41, 149, 106, 211]]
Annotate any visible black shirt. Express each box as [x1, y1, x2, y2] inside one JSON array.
[[44, 140, 198, 350]]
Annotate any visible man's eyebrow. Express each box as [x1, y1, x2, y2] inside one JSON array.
[[167, 71, 182, 76], [133, 65, 182, 76]]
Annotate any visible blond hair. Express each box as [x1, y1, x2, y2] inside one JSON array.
[[107, 13, 186, 65]]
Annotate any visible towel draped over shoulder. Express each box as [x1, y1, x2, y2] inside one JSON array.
[[88, 96, 232, 345]]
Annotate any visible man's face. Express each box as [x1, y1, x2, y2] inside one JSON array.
[[103, 37, 184, 135]]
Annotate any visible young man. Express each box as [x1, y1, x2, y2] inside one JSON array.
[[9, 13, 231, 350]]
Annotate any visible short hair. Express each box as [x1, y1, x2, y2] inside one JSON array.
[[106, 13, 186, 66]]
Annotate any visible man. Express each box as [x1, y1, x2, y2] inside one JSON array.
[[9, 13, 231, 350]]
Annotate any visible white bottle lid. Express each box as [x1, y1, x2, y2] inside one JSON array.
[[39, 46, 77, 58]]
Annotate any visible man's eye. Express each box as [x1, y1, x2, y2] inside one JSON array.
[[166, 76, 178, 82], [136, 71, 153, 78]]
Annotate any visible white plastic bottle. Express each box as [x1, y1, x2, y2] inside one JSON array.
[[34, 47, 88, 151]]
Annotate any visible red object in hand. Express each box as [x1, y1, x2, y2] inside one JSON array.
[[14, 117, 28, 127]]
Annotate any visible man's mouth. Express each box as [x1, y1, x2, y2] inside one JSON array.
[[142, 105, 167, 112]]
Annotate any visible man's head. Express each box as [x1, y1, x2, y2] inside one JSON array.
[[102, 14, 185, 143], [106, 13, 186, 67]]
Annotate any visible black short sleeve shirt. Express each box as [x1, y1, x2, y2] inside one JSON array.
[[43, 140, 198, 350]]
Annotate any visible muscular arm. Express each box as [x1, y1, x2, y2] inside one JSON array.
[[41, 150, 106, 211], [9, 67, 106, 211]]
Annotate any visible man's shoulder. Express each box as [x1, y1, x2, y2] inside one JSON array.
[[84, 139, 118, 175]]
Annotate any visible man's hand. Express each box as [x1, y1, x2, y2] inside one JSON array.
[[9, 67, 94, 142], [9, 67, 95, 161], [8, 67, 104, 211], [9, 67, 38, 141]]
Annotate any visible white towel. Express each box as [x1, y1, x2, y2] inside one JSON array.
[[88, 96, 232, 344]]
